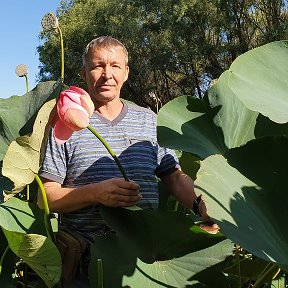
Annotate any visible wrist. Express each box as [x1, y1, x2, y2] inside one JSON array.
[[87, 182, 101, 204], [192, 195, 202, 216]]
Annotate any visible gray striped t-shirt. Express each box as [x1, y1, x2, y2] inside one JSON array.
[[39, 101, 179, 242]]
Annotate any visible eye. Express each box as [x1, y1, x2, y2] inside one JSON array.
[[91, 63, 104, 70], [112, 64, 121, 69]]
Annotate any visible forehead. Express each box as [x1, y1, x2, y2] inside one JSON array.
[[87, 47, 126, 62]]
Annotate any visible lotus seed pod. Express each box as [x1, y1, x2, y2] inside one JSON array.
[[41, 12, 59, 31], [15, 64, 28, 77]]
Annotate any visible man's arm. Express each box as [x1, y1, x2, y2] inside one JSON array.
[[37, 177, 141, 213], [161, 168, 219, 233], [160, 169, 208, 215]]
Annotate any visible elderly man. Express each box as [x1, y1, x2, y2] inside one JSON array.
[[38, 36, 217, 287]]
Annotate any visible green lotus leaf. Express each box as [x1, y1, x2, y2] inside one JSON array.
[[0, 230, 15, 287], [178, 151, 200, 181], [0, 197, 57, 235], [0, 80, 62, 196], [208, 71, 258, 148], [2, 99, 56, 194], [157, 80, 288, 161], [228, 40, 288, 123], [100, 207, 226, 261], [123, 240, 232, 288], [89, 207, 231, 287], [157, 41, 288, 271], [3, 229, 61, 288], [90, 230, 233, 288], [0, 80, 61, 161], [194, 136, 288, 267], [157, 95, 226, 159]]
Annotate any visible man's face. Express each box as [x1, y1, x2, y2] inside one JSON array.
[[82, 47, 129, 105]]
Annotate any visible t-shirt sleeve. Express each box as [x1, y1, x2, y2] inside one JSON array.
[[155, 144, 180, 177], [39, 128, 67, 184]]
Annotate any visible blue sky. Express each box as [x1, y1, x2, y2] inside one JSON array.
[[0, 1, 61, 98]]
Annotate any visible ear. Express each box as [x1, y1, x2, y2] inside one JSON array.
[[124, 65, 129, 82], [80, 67, 86, 82]]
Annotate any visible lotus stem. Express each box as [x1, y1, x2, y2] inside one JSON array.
[[24, 74, 29, 93], [235, 245, 241, 288], [224, 254, 253, 270], [57, 26, 65, 80], [26, 184, 30, 201], [0, 246, 9, 275], [34, 175, 54, 242], [253, 263, 277, 288], [87, 125, 129, 181], [97, 258, 104, 288], [272, 268, 281, 279]]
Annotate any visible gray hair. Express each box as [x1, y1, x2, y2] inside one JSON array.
[[82, 36, 129, 67]]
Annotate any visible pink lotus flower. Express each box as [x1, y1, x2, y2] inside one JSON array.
[[53, 86, 94, 144]]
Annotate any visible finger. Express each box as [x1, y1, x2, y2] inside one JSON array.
[[198, 198, 209, 218], [117, 187, 141, 196], [199, 223, 220, 234], [116, 179, 140, 190], [117, 201, 140, 207], [116, 194, 142, 203]]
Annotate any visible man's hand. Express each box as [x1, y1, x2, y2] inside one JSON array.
[[161, 169, 220, 234], [197, 196, 220, 234], [39, 177, 141, 213], [96, 178, 142, 207]]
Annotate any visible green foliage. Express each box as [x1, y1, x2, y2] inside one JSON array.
[[1, 12, 288, 284], [228, 41, 288, 123], [0, 81, 63, 286], [38, 0, 288, 109], [157, 40, 288, 277], [158, 41, 288, 158], [89, 206, 232, 287], [0, 81, 62, 198], [2, 99, 56, 194], [0, 198, 61, 287], [0, 81, 61, 161], [3, 230, 61, 288], [91, 236, 233, 288]]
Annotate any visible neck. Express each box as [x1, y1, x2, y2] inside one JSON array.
[[94, 98, 123, 121]]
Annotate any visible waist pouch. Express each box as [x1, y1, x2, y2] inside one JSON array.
[[56, 229, 88, 287]]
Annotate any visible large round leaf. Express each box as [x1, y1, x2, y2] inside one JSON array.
[[195, 136, 288, 267], [2, 99, 56, 194], [0, 80, 61, 161], [208, 71, 258, 148], [90, 231, 233, 288], [228, 40, 288, 123], [3, 229, 61, 288], [0, 197, 57, 234], [0, 80, 63, 196], [123, 240, 232, 288], [100, 207, 226, 261], [158, 82, 288, 161], [89, 207, 232, 287], [157, 96, 226, 159]]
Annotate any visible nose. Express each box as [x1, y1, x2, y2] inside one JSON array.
[[102, 65, 112, 79]]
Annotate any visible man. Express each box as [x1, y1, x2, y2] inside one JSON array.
[[38, 36, 218, 286]]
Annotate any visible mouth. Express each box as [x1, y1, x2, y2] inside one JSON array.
[[96, 84, 114, 90]]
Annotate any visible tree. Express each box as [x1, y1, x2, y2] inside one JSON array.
[[37, 0, 288, 109]]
